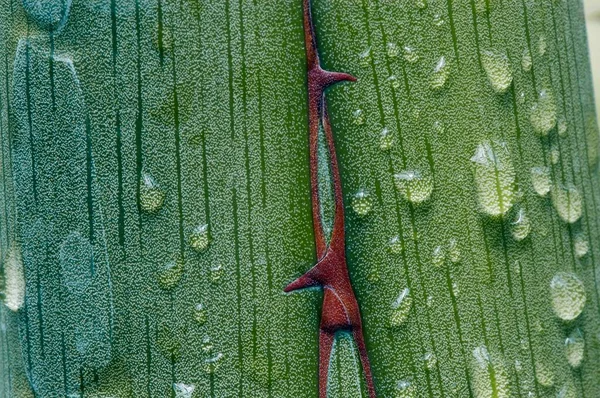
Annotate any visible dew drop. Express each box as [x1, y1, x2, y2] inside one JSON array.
[[395, 380, 416, 398], [422, 352, 437, 370], [433, 14, 445, 26], [394, 170, 434, 204], [203, 352, 224, 374], [380, 128, 394, 151], [432, 246, 445, 267], [551, 184, 582, 223], [550, 272, 586, 321], [390, 288, 412, 327], [430, 56, 450, 89], [387, 42, 400, 58], [388, 236, 403, 254], [210, 264, 224, 284], [1, 243, 24, 312], [358, 47, 372, 67], [189, 224, 210, 253], [352, 109, 365, 126], [564, 328, 585, 368], [510, 208, 531, 241], [452, 282, 460, 297], [574, 235, 589, 259], [352, 190, 373, 217], [522, 48, 532, 72], [517, 91, 526, 104], [530, 89, 557, 136], [558, 118, 568, 137], [534, 361, 555, 387], [530, 166, 551, 196], [140, 172, 166, 213], [158, 258, 185, 290], [201, 336, 214, 353], [538, 36, 547, 56], [549, 147, 560, 165], [471, 346, 512, 398], [415, 0, 426, 9], [557, 381, 577, 398], [387, 75, 401, 89], [403, 46, 419, 64], [448, 239, 461, 263], [471, 141, 516, 217], [194, 303, 207, 326], [481, 50, 513, 93], [173, 383, 195, 398]]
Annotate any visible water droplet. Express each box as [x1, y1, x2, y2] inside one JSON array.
[[452, 282, 460, 296], [415, 0, 426, 9], [471, 141, 516, 217], [472, 347, 512, 398], [1, 243, 24, 312], [22, 0, 73, 32], [387, 75, 401, 89], [481, 50, 513, 93], [530, 166, 551, 196], [558, 118, 568, 137], [210, 264, 224, 284], [530, 89, 557, 136], [359, 47, 372, 67], [203, 352, 224, 374], [173, 383, 195, 398], [430, 56, 450, 89], [432, 246, 445, 267], [550, 272, 586, 321], [433, 14, 445, 27], [422, 352, 437, 369], [517, 91, 526, 104], [395, 380, 416, 398], [201, 336, 214, 353], [556, 380, 577, 398], [511, 208, 531, 241], [549, 147, 560, 165], [522, 48, 532, 72], [380, 128, 394, 151], [574, 235, 589, 259], [189, 224, 210, 253], [403, 46, 419, 64], [426, 295, 435, 307], [140, 172, 166, 213], [158, 258, 185, 290], [564, 328, 585, 368], [351, 190, 373, 216], [352, 109, 365, 125], [448, 239, 461, 263], [394, 170, 434, 204], [534, 361, 555, 387], [387, 42, 399, 58], [538, 36, 547, 56], [194, 303, 207, 325], [156, 322, 182, 361], [388, 236, 403, 254], [390, 288, 412, 327], [551, 184, 582, 223]]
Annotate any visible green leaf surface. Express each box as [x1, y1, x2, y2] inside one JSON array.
[[0, 0, 599, 397]]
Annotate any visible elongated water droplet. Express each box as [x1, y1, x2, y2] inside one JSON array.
[[534, 361, 555, 387], [448, 239, 461, 263], [472, 346, 512, 398], [403, 46, 419, 64], [156, 322, 182, 361], [352, 109, 365, 125], [201, 336, 214, 353], [430, 56, 450, 89], [471, 141, 516, 217], [394, 170, 434, 204], [140, 172, 166, 213], [158, 258, 185, 290], [557, 381, 577, 398], [352, 190, 373, 216], [210, 264, 224, 284], [574, 235, 589, 259], [511, 208, 531, 241], [390, 288, 412, 327], [550, 272, 586, 321], [551, 184, 582, 223], [538, 36, 547, 56], [481, 51, 513, 93], [395, 380, 416, 398], [432, 246, 445, 267], [388, 236, 403, 254], [387, 42, 399, 58], [558, 118, 568, 137], [415, 0, 426, 9], [433, 14, 445, 26], [189, 224, 210, 253], [204, 352, 224, 374], [173, 383, 195, 398], [531, 166, 551, 196], [1, 243, 24, 312], [549, 146, 560, 165], [387, 75, 400, 89], [522, 48, 532, 72], [422, 352, 437, 369], [194, 303, 207, 325], [530, 89, 557, 136], [380, 128, 394, 151], [359, 47, 372, 67], [564, 328, 585, 368]]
